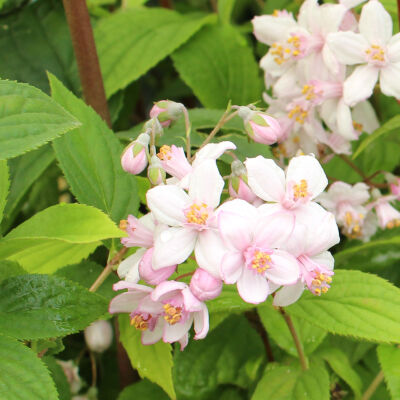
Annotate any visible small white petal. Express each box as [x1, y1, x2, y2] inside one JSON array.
[[327, 31, 368, 65], [380, 63, 400, 99], [237, 268, 269, 304], [273, 281, 305, 307]]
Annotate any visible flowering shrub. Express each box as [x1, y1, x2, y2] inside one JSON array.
[[2, 0, 400, 399]]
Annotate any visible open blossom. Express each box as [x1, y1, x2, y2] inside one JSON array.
[[245, 154, 328, 212], [147, 159, 224, 269], [121, 133, 150, 175], [214, 199, 299, 304], [368, 190, 400, 229], [273, 203, 340, 306], [109, 281, 208, 349], [327, 0, 400, 106]]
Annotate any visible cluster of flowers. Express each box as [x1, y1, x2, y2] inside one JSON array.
[[251, 0, 400, 156], [109, 101, 342, 349]]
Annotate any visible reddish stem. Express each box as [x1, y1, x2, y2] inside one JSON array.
[[175, 271, 195, 281]]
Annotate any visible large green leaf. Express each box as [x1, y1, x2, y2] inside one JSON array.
[[0, 160, 9, 224], [0, 334, 58, 400], [173, 315, 264, 400], [172, 24, 263, 108], [377, 344, 400, 399], [257, 300, 326, 357], [95, 7, 210, 97], [118, 315, 176, 400], [0, 260, 26, 283], [0, 79, 80, 160], [118, 379, 169, 400], [285, 270, 400, 342], [251, 360, 330, 400], [0, 203, 123, 273], [49, 74, 139, 223], [0, 274, 108, 340], [0, 0, 79, 93], [42, 356, 71, 400]]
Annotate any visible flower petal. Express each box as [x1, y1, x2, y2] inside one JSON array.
[[237, 268, 269, 304], [267, 250, 300, 285], [221, 252, 244, 284], [337, 99, 357, 140], [252, 15, 298, 45], [151, 280, 187, 302], [141, 318, 164, 345], [193, 141, 236, 167], [117, 249, 146, 280], [311, 251, 334, 270], [273, 281, 305, 307], [182, 287, 203, 312], [388, 33, 400, 63], [109, 291, 147, 314], [327, 31, 368, 65], [163, 316, 193, 343], [193, 303, 209, 340], [380, 63, 400, 99], [352, 101, 379, 134]]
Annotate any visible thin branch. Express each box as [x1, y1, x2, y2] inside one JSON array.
[[361, 370, 384, 400], [338, 154, 366, 179], [183, 108, 192, 161], [175, 271, 195, 281], [89, 351, 97, 387], [62, 0, 111, 127]]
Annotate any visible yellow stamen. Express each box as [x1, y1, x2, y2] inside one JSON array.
[[131, 314, 151, 331], [119, 219, 128, 231], [185, 203, 209, 225], [293, 179, 308, 199], [163, 304, 182, 325], [157, 145, 172, 161]]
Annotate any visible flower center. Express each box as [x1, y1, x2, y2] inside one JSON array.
[[302, 84, 317, 101], [163, 304, 182, 325], [365, 44, 387, 66], [344, 211, 363, 238], [293, 179, 309, 200], [119, 219, 128, 231], [288, 105, 308, 124], [271, 34, 305, 65], [184, 202, 209, 225], [386, 219, 400, 229], [157, 145, 172, 160], [310, 272, 332, 295], [131, 313, 152, 331], [245, 247, 273, 275], [352, 121, 363, 133]]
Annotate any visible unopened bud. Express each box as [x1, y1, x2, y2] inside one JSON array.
[[56, 360, 82, 395], [229, 160, 257, 203], [121, 133, 149, 175], [139, 248, 176, 285], [147, 155, 166, 185], [84, 320, 113, 353], [144, 117, 163, 137], [190, 268, 223, 301], [150, 100, 184, 127]]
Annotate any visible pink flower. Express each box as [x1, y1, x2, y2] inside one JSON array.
[[190, 268, 223, 301], [121, 133, 149, 175], [150, 100, 184, 127], [109, 281, 209, 349], [373, 199, 400, 229], [245, 155, 328, 211], [157, 145, 192, 180], [228, 160, 259, 204], [120, 213, 155, 248], [215, 199, 299, 304]]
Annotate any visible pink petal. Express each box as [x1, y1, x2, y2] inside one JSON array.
[[237, 268, 269, 304], [109, 291, 147, 314], [137, 296, 164, 314], [151, 280, 187, 302], [273, 281, 305, 307], [141, 318, 164, 345], [163, 316, 193, 343], [181, 287, 203, 312], [178, 333, 189, 351], [221, 252, 244, 284], [113, 281, 153, 292], [193, 303, 209, 340], [267, 250, 300, 285]]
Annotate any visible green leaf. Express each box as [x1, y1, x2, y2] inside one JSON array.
[[42, 356, 71, 400], [257, 300, 326, 357], [0, 334, 58, 400], [49, 73, 139, 223], [207, 285, 255, 314], [0, 0, 79, 94], [377, 344, 400, 399], [173, 315, 264, 400], [353, 115, 400, 159], [172, 24, 262, 108], [285, 270, 400, 342], [317, 347, 362, 398], [251, 360, 330, 400], [0, 260, 26, 283], [218, 0, 236, 24], [0, 274, 108, 340], [95, 7, 210, 97], [0, 203, 123, 273], [118, 314, 176, 400], [0, 160, 9, 224], [0, 79, 80, 160], [118, 379, 169, 400]]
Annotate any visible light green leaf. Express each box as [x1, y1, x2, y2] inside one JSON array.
[[0, 334, 58, 400], [0, 203, 123, 273], [353, 115, 400, 159], [218, 0, 236, 24], [317, 347, 362, 398], [207, 285, 255, 314], [95, 8, 210, 97], [0, 79, 80, 160], [257, 300, 326, 357], [251, 360, 330, 400], [286, 270, 400, 342], [0, 274, 108, 340], [377, 344, 400, 398], [172, 24, 263, 108], [118, 379, 169, 400], [119, 315, 176, 400], [0, 160, 9, 224], [49, 73, 139, 223]]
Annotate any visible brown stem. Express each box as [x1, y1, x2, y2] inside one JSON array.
[[62, 0, 111, 127], [397, 0, 400, 33], [175, 271, 195, 281], [361, 370, 384, 400], [89, 247, 128, 292], [338, 154, 366, 179], [160, 0, 173, 8], [89, 351, 97, 387], [279, 307, 308, 370]]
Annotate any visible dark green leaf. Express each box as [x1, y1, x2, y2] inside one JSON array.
[[118, 379, 169, 400], [43, 356, 71, 400]]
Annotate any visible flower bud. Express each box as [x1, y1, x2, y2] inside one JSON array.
[[190, 268, 223, 301], [228, 160, 258, 203], [84, 320, 113, 353], [56, 360, 82, 395], [147, 155, 166, 185], [238, 106, 284, 145], [385, 173, 400, 199], [139, 248, 176, 285], [121, 133, 149, 175], [150, 100, 184, 127], [374, 199, 400, 230], [144, 117, 163, 137]]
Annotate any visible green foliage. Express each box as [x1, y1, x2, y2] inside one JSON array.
[[0, 160, 9, 224], [251, 360, 330, 400], [0, 203, 123, 273], [0, 334, 59, 400], [118, 314, 176, 400], [173, 315, 264, 400], [95, 8, 210, 97], [218, 0, 236, 24], [172, 24, 262, 108], [286, 270, 400, 342], [118, 379, 169, 400], [42, 356, 71, 400], [257, 300, 327, 357], [0, 79, 80, 160], [49, 74, 139, 223], [0, 274, 108, 340], [377, 344, 400, 399], [0, 260, 26, 283]]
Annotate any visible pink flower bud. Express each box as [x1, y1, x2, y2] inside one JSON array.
[[150, 100, 184, 127], [374, 199, 400, 229], [139, 248, 176, 285], [190, 268, 223, 301], [385, 173, 400, 199], [238, 106, 284, 145], [147, 155, 166, 185], [121, 133, 149, 175], [228, 160, 258, 203], [84, 320, 113, 353]]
